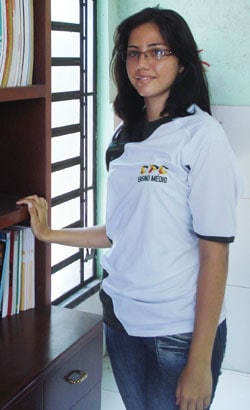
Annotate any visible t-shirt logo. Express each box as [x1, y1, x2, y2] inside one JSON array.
[[138, 164, 168, 183]]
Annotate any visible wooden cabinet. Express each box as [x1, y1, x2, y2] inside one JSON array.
[[0, 2, 103, 409], [0, 306, 103, 409]]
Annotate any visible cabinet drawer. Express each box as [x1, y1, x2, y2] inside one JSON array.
[[71, 382, 101, 410], [44, 334, 102, 410]]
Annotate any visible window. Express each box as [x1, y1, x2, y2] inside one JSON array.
[[51, 0, 97, 306]]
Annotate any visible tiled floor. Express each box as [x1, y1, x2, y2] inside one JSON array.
[[101, 355, 250, 409]]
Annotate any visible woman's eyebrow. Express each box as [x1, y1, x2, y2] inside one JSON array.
[[127, 42, 167, 49]]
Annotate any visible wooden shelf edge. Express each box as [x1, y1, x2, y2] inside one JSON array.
[[0, 85, 47, 102], [0, 195, 29, 229]]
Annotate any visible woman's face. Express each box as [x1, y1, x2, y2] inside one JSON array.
[[126, 22, 183, 118]]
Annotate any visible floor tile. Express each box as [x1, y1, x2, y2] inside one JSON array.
[[102, 354, 119, 393], [101, 390, 125, 410], [211, 369, 250, 409]]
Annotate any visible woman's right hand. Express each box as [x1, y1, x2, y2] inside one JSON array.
[[16, 195, 51, 242], [17, 196, 111, 249]]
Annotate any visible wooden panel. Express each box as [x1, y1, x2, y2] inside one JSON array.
[[33, 0, 51, 87], [2, 383, 43, 410], [0, 99, 47, 194]]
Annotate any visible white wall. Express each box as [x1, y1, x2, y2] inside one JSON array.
[[213, 106, 250, 373]]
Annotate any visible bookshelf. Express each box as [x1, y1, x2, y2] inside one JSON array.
[[0, 0, 51, 308], [0, 1, 103, 408]]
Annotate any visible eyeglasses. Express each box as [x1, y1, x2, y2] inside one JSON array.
[[122, 48, 173, 62]]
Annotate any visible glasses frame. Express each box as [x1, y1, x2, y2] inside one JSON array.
[[121, 48, 173, 62]]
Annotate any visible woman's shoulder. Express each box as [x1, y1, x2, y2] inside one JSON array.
[[176, 104, 226, 143]]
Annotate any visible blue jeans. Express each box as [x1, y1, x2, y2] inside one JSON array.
[[104, 320, 227, 410]]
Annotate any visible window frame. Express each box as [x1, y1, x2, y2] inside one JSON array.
[[50, 0, 99, 307]]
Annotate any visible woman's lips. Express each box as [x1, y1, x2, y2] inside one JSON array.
[[135, 75, 155, 84]]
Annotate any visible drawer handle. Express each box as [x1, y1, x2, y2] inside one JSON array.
[[65, 370, 88, 384]]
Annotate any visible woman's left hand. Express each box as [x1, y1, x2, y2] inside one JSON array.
[[176, 361, 212, 410]]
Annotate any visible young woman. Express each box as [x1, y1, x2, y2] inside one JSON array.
[[18, 7, 243, 410]]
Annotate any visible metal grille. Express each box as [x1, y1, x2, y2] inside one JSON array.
[[51, 0, 97, 305]]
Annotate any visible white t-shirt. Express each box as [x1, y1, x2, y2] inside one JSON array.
[[101, 105, 242, 337]]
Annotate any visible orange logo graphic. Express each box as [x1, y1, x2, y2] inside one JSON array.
[[140, 165, 168, 175]]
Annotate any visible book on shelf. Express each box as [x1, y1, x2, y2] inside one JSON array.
[[0, 0, 34, 87], [0, 0, 6, 84], [0, 226, 35, 318], [0, 240, 5, 294], [7, 0, 22, 87], [0, 230, 11, 317], [1, 0, 14, 86], [19, 225, 35, 311], [8, 226, 23, 314]]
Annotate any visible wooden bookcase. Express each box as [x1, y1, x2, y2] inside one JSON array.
[[0, 0, 51, 308], [0, 2, 103, 409]]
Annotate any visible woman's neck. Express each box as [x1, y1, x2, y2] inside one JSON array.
[[144, 97, 168, 122]]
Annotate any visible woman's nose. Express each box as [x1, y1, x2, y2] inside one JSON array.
[[136, 52, 151, 69]]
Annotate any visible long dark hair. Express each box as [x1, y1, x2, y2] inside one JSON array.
[[111, 7, 211, 138]]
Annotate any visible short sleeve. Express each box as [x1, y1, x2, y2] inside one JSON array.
[[186, 119, 243, 242]]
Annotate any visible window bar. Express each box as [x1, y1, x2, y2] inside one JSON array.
[[51, 57, 81, 67], [80, 0, 86, 283], [52, 124, 81, 138]]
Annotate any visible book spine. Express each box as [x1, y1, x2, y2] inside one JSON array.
[[0, 227, 35, 316], [1, 0, 34, 87]]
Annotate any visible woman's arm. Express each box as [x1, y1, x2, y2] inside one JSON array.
[[176, 238, 229, 410], [17, 195, 111, 249]]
